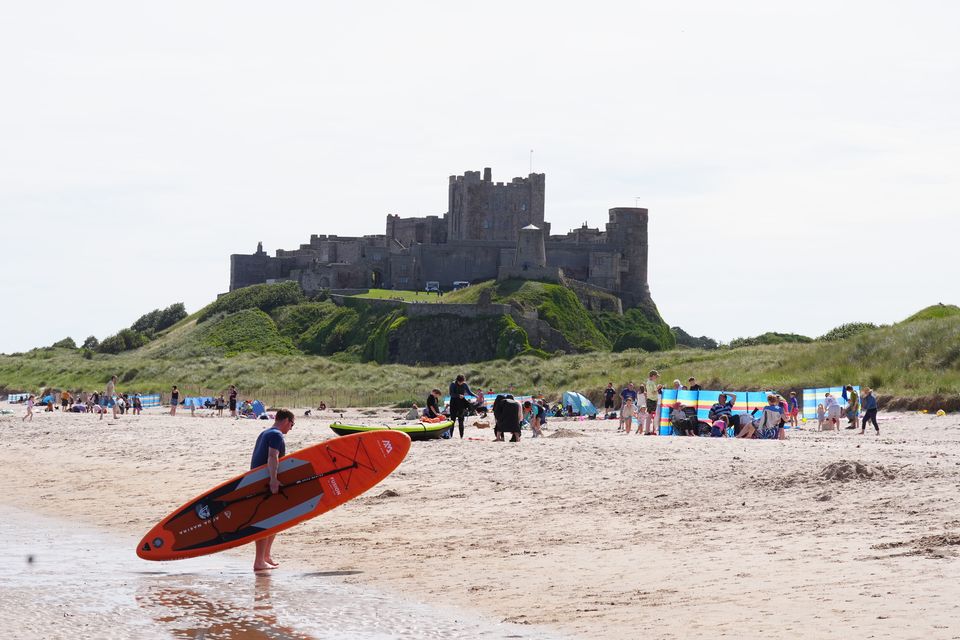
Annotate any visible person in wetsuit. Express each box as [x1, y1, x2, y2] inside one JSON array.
[[448, 374, 474, 439]]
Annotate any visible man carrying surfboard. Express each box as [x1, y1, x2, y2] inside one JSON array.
[[250, 409, 295, 571]]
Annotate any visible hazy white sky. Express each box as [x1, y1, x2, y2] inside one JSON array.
[[2, 1, 958, 353]]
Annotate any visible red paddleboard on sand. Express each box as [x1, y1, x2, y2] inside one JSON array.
[[137, 431, 411, 561]]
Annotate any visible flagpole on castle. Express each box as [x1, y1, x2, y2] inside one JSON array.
[[529, 149, 533, 174]]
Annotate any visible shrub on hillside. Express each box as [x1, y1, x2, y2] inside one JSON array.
[[271, 302, 339, 343], [197, 282, 305, 323], [197, 309, 296, 356], [131, 303, 187, 336], [671, 326, 718, 350], [817, 322, 878, 342], [299, 307, 360, 355], [51, 337, 77, 349], [729, 332, 812, 349], [82, 336, 99, 350], [594, 307, 675, 352], [97, 329, 150, 354]]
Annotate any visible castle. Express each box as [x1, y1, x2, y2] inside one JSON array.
[[230, 167, 653, 309]]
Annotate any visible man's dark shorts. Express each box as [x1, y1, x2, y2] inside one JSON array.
[[646, 398, 658, 413]]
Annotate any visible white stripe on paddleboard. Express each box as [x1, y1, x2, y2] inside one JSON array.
[[237, 457, 311, 489], [252, 495, 323, 530]]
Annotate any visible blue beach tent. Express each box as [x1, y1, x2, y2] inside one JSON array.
[[561, 391, 597, 417]]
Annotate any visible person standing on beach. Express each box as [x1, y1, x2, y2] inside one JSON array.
[[844, 386, 860, 430], [448, 374, 474, 439], [643, 371, 662, 435], [860, 388, 879, 435], [788, 392, 800, 428], [687, 377, 702, 392], [102, 375, 119, 421], [250, 408, 295, 571], [170, 385, 180, 416], [22, 395, 34, 422], [619, 383, 638, 430], [603, 382, 617, 418], [229, 385, 238, 417]]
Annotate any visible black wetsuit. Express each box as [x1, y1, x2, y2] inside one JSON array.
[[448, 381, 474, 438], [495, 396, 522, 442]]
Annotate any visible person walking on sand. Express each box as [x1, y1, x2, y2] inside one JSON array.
[[229, 385, 238, 418], [250, 408, 295, 571], [860, 387, 879, 435], [102, 375, 119, 421], [22, 394, 34, 422], [448, 374, 475, 439], [170, 385, 181, 416]]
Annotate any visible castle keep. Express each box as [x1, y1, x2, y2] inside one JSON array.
[[230, 167, 653, 309]]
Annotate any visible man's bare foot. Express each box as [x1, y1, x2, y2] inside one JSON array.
[[253, 563, 275, 571], [266, 557, 279, 567]]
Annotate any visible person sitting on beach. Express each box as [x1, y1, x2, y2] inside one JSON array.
[[404, 403, 420, 420], [711, 417, 728, 438], [473, 388, 488, 418], [737, 394, 783, 439], [494, 394, 522, 442], [424, 389, 442, 419], [317, 401, 327, 411], [823, 393, 841, 430], [620, 397, 636, 433], [709, 392, 740, 433], [239, 400, 255, 417]]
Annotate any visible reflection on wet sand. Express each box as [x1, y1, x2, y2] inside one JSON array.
[[139, 574, 313, 640]]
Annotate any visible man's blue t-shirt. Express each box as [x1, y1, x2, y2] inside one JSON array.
[[251, 427, 286, 469], [710, 401, 733, 418], [620, 388, 638, 403]]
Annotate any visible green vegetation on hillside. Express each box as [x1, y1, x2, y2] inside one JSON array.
[[197, 281, 305, 323], [442, 279, 673, 352], [352, 289, 443, 303], [729, 332, 812, 349], [903, 303, 960, 323], [817, 322, 878, 342], [2, 311, 957, 407]]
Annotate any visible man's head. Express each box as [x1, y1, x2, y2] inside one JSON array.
[[767, 394, 778, 404], [718, 393, 727, 402], [432, 388, 441, 397], [648, 370, 659, 379], [111, 375, 117, 382], [274, 408, 295, 433], [628, 382, 635, 390], [845, 385, 853, 391], [790, 391, 796, 397], [607, 382, 613, 387], [688, 377, 696, 385], [456, 374, 465, 383]]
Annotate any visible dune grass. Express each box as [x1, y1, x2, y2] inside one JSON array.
[[3, 315, 957, 408]]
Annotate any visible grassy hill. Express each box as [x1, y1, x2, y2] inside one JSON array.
[[2, 305, 957, 409]]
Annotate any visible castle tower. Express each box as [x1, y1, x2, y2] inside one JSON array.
[[515, 224, 547, 269], [447, 168, 547, 242], [605, 208, 651, 308]]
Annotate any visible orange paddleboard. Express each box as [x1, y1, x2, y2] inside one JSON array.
[[137, 431, 411, 561]]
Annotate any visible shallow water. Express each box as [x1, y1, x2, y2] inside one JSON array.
[[0, 506, 563, 639]]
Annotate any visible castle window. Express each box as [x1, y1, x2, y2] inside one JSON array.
[[521, 203, 527, 212], [482, 219, 490, 229]]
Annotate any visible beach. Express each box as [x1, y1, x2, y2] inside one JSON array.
[[2, 407, 960, 638]]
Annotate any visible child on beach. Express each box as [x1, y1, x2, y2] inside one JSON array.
[[711, 417, 728, 438], [788, 392, 800, 428], [620, 397, 636, 433], [816, 403, 826, 430], [132, 394, 142, 415], [22, 395, 34, 422]]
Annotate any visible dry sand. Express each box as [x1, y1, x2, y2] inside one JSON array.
[[2, 406, 960, 638]]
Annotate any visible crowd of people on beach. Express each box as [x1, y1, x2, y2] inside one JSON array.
[[418, 370, 881, 441]]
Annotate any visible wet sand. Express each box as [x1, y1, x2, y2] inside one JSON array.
[[2, 406, 960, 638]]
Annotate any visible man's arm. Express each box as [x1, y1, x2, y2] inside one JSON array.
[[727, 392, 737, 405], [268, 447, 281, 494]]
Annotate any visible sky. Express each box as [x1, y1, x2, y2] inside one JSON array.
[[1, 1, 958, 353]]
